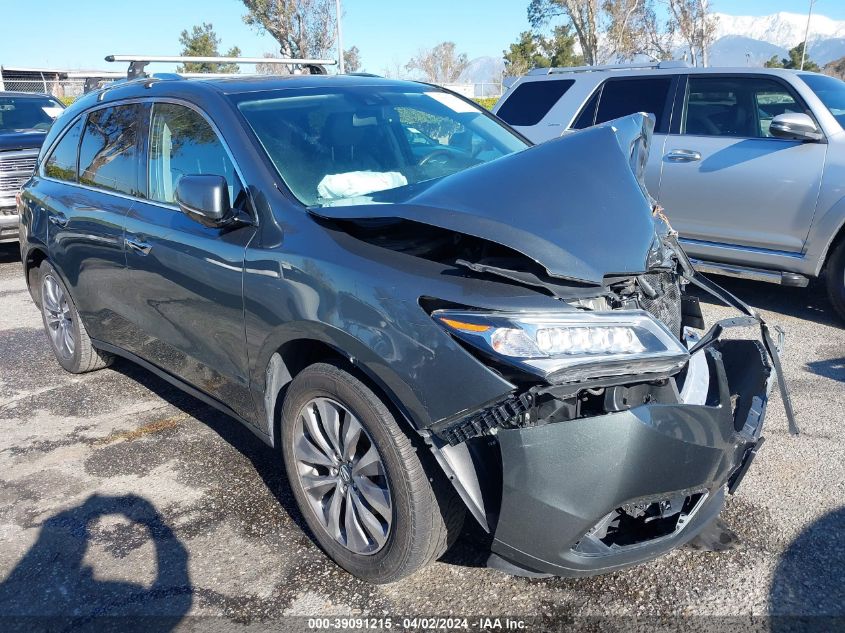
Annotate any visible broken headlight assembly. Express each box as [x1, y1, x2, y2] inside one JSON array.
[[433, 309, 689, 384]]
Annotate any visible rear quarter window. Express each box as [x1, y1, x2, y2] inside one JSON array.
[[44, 118, 84, 182], [497, 79, 574, 126]]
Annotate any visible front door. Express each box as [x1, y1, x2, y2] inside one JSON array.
[[657, 75, 827, 254], [122, 102, 258, 421]]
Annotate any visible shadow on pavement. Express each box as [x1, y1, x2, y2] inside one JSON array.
[[804, 357, 845, 383], [0, 242, 20, 265], [769, 505, 845, 628], [0, 494, 192, 632]]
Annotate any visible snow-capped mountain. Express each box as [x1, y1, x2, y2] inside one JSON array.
[[711, 12, 845, 65], [713, 12, 845, 51]]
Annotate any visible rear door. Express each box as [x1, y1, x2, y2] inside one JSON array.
[[122, 101, 258, 421], [569, 76, 679, 199], [41, 104, 143, 343], [657, 74, 827, 253]]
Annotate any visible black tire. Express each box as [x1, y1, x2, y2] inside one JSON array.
[[280, 362, 464, 583], [827, 238, 845, 323], [39, 261, 112, 373]]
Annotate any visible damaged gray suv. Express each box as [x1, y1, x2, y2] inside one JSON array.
[[19, 74, 795, 582]]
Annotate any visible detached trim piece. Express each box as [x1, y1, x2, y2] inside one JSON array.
[[436, 392, 534, 446]]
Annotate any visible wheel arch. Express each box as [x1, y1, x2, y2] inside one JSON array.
[[23, 245, 49, 307], [808, 196, 845, 276], [262, 335, 425, 450], [821, 217, 845, 273]]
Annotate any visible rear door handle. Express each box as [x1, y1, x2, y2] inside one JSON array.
[[665, 149, 702, 162], [125, 237, 152, 255], [48, 213, 68, 228]]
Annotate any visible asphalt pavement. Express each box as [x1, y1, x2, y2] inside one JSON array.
[[0, 241, 842, 631]]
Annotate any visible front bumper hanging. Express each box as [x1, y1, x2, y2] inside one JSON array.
[[477, 241, 796, 577], [489, 331, 776, 577]]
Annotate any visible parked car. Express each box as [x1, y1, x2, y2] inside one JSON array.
[[0, 92, 64, 242], [19, 73, 793, 583], [495, 62, 845, 321]]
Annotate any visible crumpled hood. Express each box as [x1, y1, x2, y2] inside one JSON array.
[[0, 129, 48, 152], [311, 113, 657, 285]]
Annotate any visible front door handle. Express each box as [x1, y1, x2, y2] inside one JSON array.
[[125, 237, 152, 255], [48, 213, 68, 228], [665, 149, 702, 162]]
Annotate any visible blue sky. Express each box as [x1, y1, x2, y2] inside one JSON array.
[[1, 0, 844, 74]]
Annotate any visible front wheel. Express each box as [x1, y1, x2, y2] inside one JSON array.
[[280, 363, 464, 583], [826, 238, 845, 323], [39, 261, 112, 373]]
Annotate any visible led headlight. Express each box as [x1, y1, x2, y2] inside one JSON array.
[[433, 309, 689, 384]]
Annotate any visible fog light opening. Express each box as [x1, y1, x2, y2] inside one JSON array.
[[573, 491, 707, 555]]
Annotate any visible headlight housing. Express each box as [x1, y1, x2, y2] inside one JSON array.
[[433, 309, 689, 384]]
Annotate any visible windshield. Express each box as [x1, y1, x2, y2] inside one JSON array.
[[800, 73, 845, 129], [0, 95, 63, 132], [234, 85, 527, 207]]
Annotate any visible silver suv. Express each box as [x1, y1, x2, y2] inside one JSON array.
[[495, 62, 845, 321]]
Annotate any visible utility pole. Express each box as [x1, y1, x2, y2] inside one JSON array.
[[336, 0, 344, 74], [801, 0, 817, 70]]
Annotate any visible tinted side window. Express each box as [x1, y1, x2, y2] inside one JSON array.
[[79, 105, 142, 195], [497, 79, 574, 126], [148, 103, 243, 206], [44, 118, 84, 182], [594, 78, 673, 132], [683, 76, 805, 138]]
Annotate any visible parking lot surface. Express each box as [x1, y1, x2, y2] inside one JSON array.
[[0, 241, 843, 629]]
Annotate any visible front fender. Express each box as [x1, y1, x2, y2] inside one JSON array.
[[250, 309, 517, 438], [253, 319, 435, 438]]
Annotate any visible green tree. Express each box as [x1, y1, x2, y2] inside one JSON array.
[[503, 31, 552, 77], [503, 26, 582, 76], [529, 0, 600, 66], [177, 23, 240, 73], [765, 42, 820, 72], [344, 46, 362, 73], [547, 25, 584, 66]]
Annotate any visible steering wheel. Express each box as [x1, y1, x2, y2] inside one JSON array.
[[418, 148, 456, 167]]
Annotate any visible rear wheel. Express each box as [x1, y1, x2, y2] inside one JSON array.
[[826, 238, 845, 323], [280, 362, 464, 583], [39, 261, 112, 373]]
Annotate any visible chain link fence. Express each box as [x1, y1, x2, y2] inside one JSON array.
[[1, 76, 114, 103]]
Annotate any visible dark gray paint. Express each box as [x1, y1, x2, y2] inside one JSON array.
[[19, 75, 781, 579]]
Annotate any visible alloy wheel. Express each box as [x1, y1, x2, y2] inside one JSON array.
[[42, 274, 75, 360], [292, 397, 392, 555]]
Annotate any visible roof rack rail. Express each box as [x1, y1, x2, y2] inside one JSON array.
[[105, 54, 338, 80], [528, 60, 690, 76]]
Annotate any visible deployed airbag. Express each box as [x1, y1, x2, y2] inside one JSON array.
[[317, 171, 408, 201]]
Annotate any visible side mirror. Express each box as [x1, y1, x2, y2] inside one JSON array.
[[175, 174, 232, 227], [769, 113, 823, 142]]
